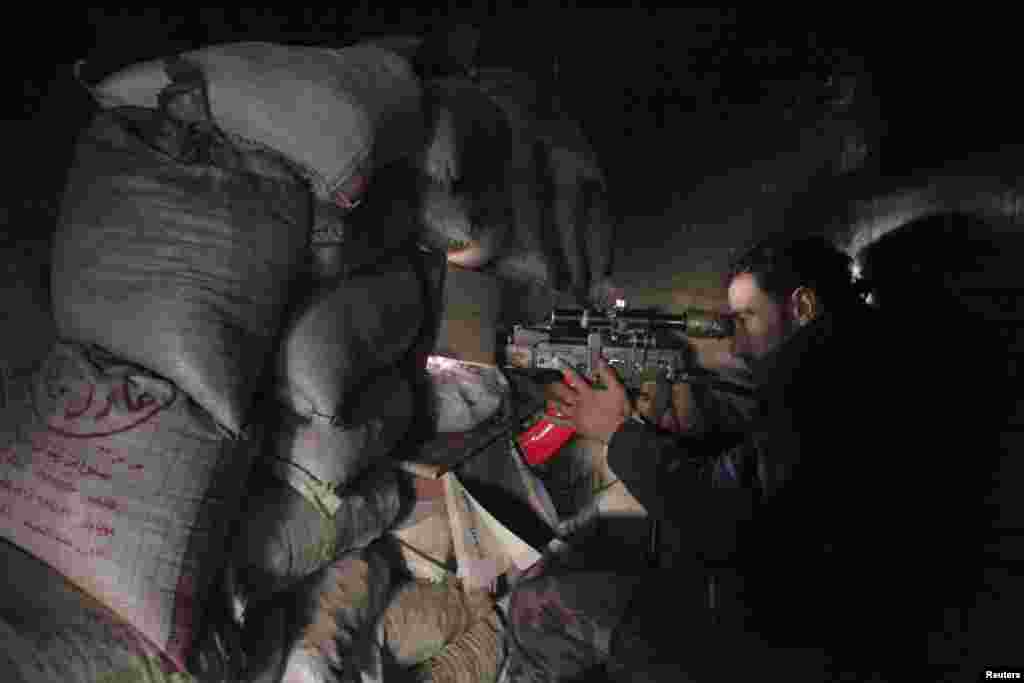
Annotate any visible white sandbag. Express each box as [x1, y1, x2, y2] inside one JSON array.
[[230, 367, 416, 605], [232, 463, 405, 606], [272, 366, 415, 496], [91, 41, 425, 203], [277, 257, 426, 422], [0, 539, 190, 683], [0, 341, 255, 671], [427, 357, 508, 433], [52, 103, 309, 436]]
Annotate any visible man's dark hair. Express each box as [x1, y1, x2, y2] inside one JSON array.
[[728, 234, 859, 311]]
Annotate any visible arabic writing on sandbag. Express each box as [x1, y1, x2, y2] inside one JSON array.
[[0, 371, 164, 568], [36, 365, 176, 438]]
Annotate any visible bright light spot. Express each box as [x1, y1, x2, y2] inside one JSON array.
[[426, 355, 462, 373]]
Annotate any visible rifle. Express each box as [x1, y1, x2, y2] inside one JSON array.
[[503, 303, 747, 399], [502, 303, 750, 569]]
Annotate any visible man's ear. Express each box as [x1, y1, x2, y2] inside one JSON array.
[[790, 287, 820, 326]]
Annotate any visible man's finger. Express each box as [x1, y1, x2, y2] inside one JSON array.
[[559, 361, 585, 389], [593, 355, 624, 389], [551, 402, 578, 420], [546, 382, 578, 406]]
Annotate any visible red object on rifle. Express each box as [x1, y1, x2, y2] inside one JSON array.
[[518, 403, 576, 466]]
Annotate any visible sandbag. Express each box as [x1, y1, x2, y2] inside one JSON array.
[[0, 539, 192, 683], [241, 544, 395, 683], [231, 366, 418, 607], [51, 98, 309, 436], [488, 139, 556, 288], [417, 76, 517, 268], [277, 256, 426, 422], [275, 366, 415, 493], [535, 117, 615, 301], [0, 341, 255, 671], [90, 41, 425, 204], [232, 460, 406, 606], [423, 610, 504, 683], [380, 579, 497, 669], [472, 69, 554, 287], [427, 357, 508, 433]]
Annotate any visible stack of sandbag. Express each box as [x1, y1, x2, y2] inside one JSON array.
[[0, 38, 439, 681], [1, 54, 312, 679], [231, 250, 443, 608], [86, 37, 445, 668]]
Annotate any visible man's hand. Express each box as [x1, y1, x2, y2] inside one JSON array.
[[546, 355, 631, 444]]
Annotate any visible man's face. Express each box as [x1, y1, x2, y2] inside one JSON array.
[[727, 272, 797, 370]]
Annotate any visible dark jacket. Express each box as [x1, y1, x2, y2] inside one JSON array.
[[607, 304, 942, 669]]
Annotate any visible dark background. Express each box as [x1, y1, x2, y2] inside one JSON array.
[[6, 7, 1020, 223]]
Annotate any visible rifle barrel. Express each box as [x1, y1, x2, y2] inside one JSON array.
[[550, 309, 734, 339]]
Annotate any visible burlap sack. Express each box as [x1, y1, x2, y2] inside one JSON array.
[[0, 341, 255, 671], [91, 41, 425, 203], [52, 90, 308, 436]]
